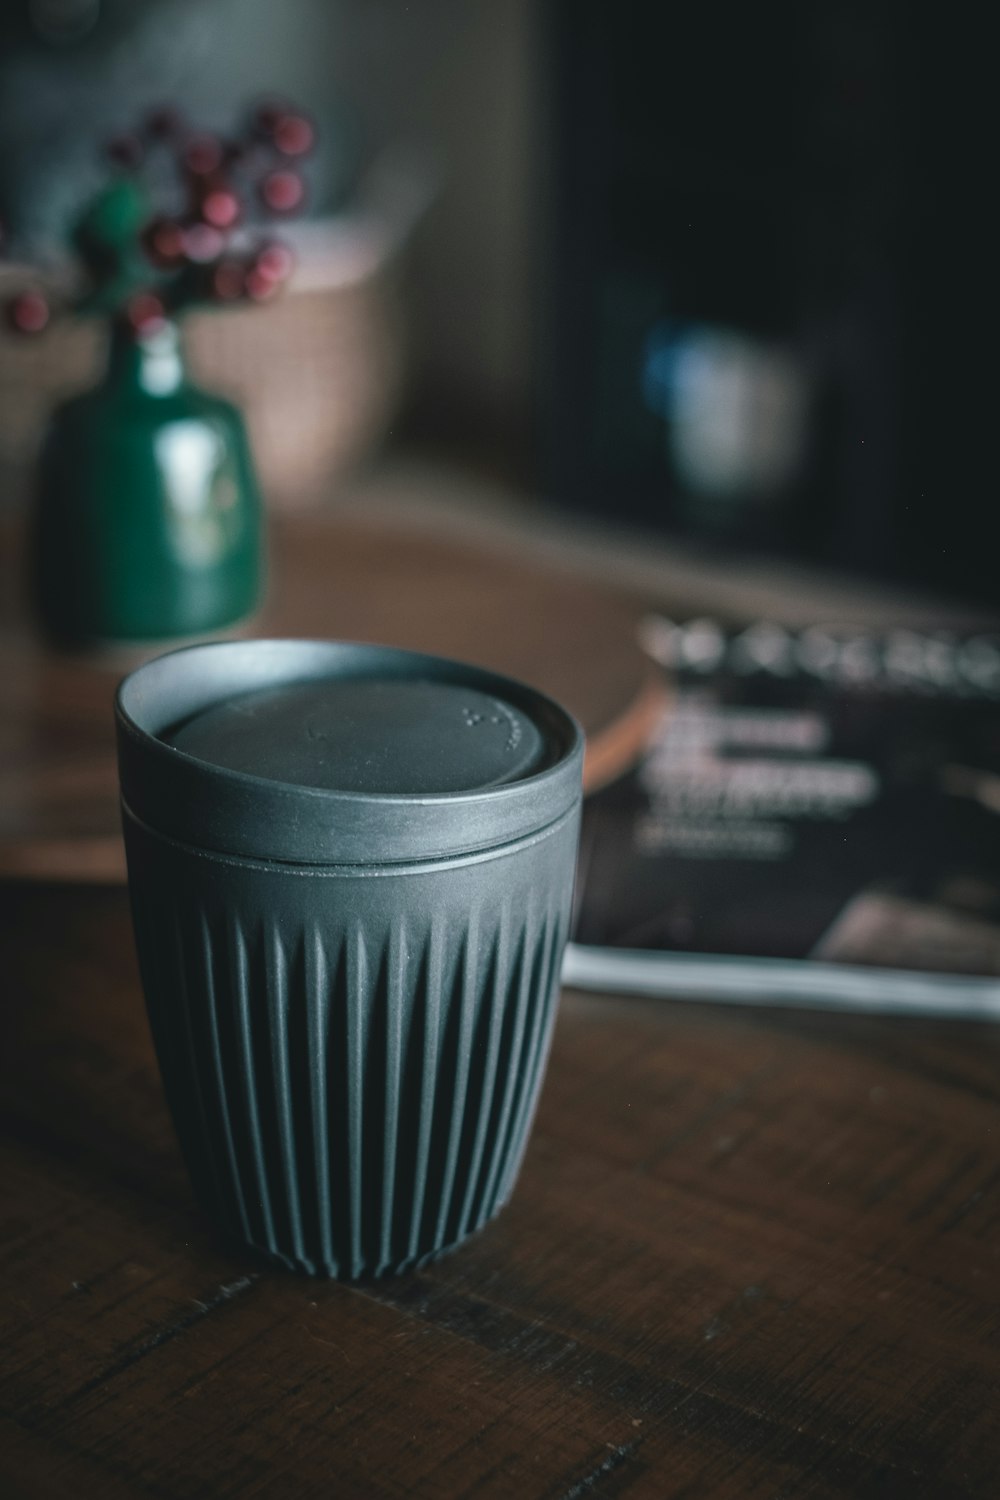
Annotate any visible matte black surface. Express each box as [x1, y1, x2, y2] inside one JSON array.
[[168, 678, 546, 795], [117, 640, 583, 865], [116, 639, 584, 1279], [124, 805, 579, 1279]]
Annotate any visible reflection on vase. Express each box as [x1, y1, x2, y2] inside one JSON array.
[[32, 318, 262, 646]]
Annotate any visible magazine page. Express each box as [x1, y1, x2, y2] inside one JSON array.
[[566, 619, 1000, 1016]]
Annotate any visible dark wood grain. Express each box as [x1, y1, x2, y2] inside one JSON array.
[[2, 883, 998, 1499], [0, 511, 665, 882]]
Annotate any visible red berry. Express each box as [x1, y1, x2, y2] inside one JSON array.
[[106, 133, 144, 170], [183, 222, 225, 263], [244, 265, 282, 301], [141, 216, 186, 268], [273, 113, 315, 157], [254, 240, 295, 284], [145, 106, 184, 141], [183, 135, 224, 177], [200, 186, 241, 230], [6, 289, 49, 334], [126, 292, 166, 336], [259, 170, 305, 214], [211, 258, 247, 301]]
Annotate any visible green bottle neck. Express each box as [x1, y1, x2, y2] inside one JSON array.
[[107, 319, 187, 397]]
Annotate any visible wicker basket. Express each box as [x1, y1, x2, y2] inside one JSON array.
[[0, 213, 409, 512]]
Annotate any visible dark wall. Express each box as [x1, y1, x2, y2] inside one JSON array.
[[541, 0, 995, 603]]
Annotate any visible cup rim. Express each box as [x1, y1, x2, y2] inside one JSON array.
[[115, 638, 584, 865]]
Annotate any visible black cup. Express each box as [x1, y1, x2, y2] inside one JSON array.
[[116, 640, 583, 1278]]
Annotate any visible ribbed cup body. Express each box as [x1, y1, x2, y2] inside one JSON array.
[[124, 803, 579, 1279]]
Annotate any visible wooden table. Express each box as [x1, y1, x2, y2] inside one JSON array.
[[0, 511, 664, 882], [2, 506, 999, 1497], [2, 884, 999, 1498]]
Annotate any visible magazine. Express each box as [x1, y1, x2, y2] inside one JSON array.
[[565, 617, 1000, 1017]]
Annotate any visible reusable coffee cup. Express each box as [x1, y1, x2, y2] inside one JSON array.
[[116, 639, 583, 1278]]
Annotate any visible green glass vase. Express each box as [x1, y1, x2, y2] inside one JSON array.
[[32, 319, 262, 646]]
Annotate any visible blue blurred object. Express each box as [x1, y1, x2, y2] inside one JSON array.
[[642, 320, 809, 531]]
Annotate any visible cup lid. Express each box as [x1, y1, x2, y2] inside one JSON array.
[[116, 640, 584, 865]]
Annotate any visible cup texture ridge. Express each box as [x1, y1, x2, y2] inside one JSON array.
[[124, 806, 578, 1278], [118, 639, 583, 1278]]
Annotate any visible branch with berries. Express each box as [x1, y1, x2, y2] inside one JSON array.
[[4, 100, 314, 338]]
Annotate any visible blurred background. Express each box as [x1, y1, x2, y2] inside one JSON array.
[[0, 0, 992, 605]]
